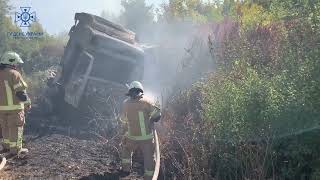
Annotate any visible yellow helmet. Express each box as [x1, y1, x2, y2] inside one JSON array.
[[0, 51, 24, 65]]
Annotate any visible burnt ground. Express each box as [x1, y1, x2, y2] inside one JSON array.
[[0, 113, 144, 180]]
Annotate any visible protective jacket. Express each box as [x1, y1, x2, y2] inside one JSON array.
[[120, 96, 161, 141], [120, 95, 161, 179], [0, 67, 30, 111]]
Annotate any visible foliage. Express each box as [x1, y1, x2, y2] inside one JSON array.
[[0, 8, 67, 102], [120, 0, 154, 34], [158, 0, 224, 23], [238, 2, 274, 29], [203, 0, 320, 141], [161, 0, 320, 179], [0, 0, 12, 53], [273, 129, 320, 179], [1, 0, 320, 179]]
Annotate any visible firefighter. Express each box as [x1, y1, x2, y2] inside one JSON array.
[[0, 51, 31, 156], [120, 81, 161, 180]]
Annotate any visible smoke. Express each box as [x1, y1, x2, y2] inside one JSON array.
[[138, 21, 216, 105]]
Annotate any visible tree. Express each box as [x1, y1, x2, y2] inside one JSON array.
[[119, 0, 154, 34], [158, 0, 224, 23], [159, 0, 200, 22], [0, 0, 8, 16], [0, 0, 10, 53]]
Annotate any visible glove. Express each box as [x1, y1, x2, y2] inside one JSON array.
[[150, 115, 161, 122], [150, 111, 161, 122], [15, 91, 27, 101]]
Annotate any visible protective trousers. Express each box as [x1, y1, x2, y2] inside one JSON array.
[[0, 111, 25, 155], [121, 138, 155, 180]]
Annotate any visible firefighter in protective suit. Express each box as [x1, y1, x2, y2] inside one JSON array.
[[0, 51, 31, 156], [120, 81, 161, 180]]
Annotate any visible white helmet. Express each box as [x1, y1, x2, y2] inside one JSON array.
[[129, 81, 144, 92], [0, 51, 24, 65]]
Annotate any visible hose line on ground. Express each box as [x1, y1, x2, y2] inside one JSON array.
[[152, 130, 160, 180], [0, 157, 6, 171]]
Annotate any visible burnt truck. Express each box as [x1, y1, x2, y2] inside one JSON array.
[[50, 13, 144, 133]]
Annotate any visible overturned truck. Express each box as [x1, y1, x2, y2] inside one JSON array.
[[51, 13, 144, 133]]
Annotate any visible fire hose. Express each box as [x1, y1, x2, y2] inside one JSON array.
[[152, 130, 160, 180], [0, 156, 6, 171]]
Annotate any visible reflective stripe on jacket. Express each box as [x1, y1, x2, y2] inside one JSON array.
[[0, 68, 28, 111], [120, 96, 160, 141]]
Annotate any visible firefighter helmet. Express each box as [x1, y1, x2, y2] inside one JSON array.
[[0, 51, 24, 65], [129, 81, 144, 92]]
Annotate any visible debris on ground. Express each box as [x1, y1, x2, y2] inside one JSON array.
[[0, 133, 143, 180]]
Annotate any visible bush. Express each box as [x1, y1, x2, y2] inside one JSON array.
[[161, 0, 320, 179]]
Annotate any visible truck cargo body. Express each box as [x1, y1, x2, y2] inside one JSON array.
[[54, 13, 144, 132]]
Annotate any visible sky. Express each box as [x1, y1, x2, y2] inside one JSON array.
[[9, 0, 168, 35]]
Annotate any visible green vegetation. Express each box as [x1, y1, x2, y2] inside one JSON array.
[[120, 0, 154, 35], [1, 0, 320, 178], [202, 0, 320, 142], [160, 0, 320, 179], [158, 0, 224, 22], [0, 0, 66, 99]]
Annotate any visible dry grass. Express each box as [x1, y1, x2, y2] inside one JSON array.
[[158, 88, 277, 180]]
